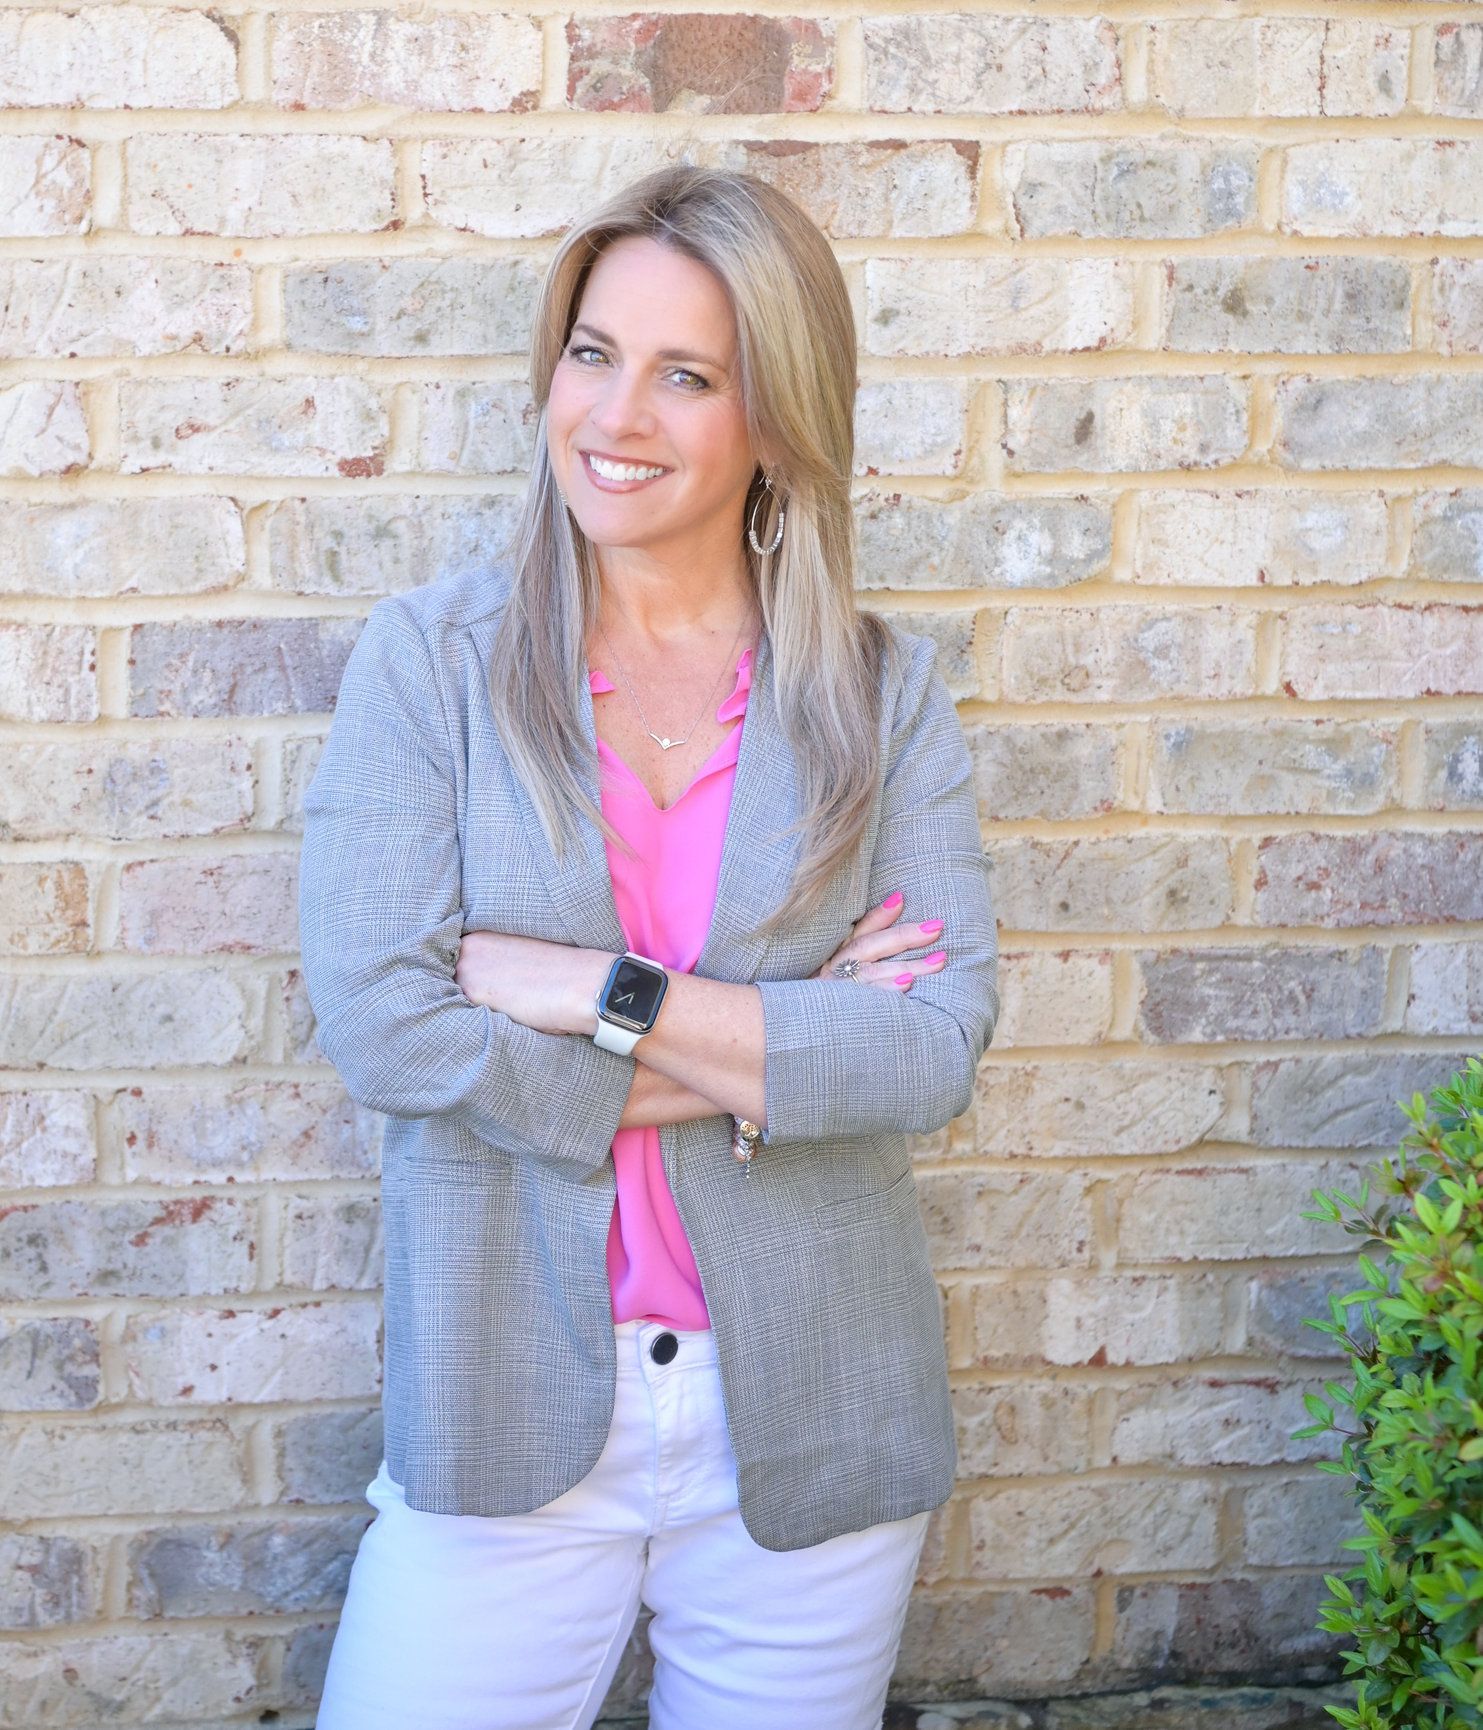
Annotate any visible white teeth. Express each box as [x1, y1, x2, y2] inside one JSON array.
[[586, 454, 666, 482]]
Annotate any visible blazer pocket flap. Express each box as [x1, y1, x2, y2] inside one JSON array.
[[811, 1164, 916, 1232]]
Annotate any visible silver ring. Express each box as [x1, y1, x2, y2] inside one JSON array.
[[831, 957, 862, 981]]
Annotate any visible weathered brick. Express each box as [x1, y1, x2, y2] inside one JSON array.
[[0, 862, 90, 956], [286, 257, 541, 357], [1277, 374, 1483, 468], [416, 379, 536, 475], [0, 1628, 266, 1724], [1245, 1262, 1371, 1359], [1435, 23, 1483, 118], [0, 1417, 245, 1517], [0, 623, 95, 722], [1149, 19, 1406, 118], [1422, 720, 1483, 808], [853, 377, 973, 478], [866, 256, 1136, 356], [272, 9, 540, 111], [967, 1061, 1225, 1159], [1434, 257, 1483, 353], [1409, 487, 1483, 581], [0, 1316, 100, 1411], [1109, 1577, 1342, 1680], [1005, 376, 1249, 473], [986, 836, 1234, 933], [917, 1170, 1095, 1271], [1283, 138, 1483, 236], [1164, 256, 1409, 353], [266, 492, 519, 597], [855, 489, 1113, 591], [0, 6, 237, 107], [281, 1193, 382, 1291], [1135, 945, 1387, 1042], [126, 132, 395, 235], [1135, 487, 1389, 586], [1405, 940, 1483, 1033], [0, 134, 89, 236], [122, 1301, 381, 1404], [0, 258, 250, 358], [1005, 140, 1258, 239], [1116, 1159, 1372, 1262], [1253, 831, 1483, 926], [1242, 1474, 1363, 1567], [0, 1090, 94, 1187], [0, 969, 268, 1070], [970, 724, 1121, 822], [120, 377, 387, 477], [567, 13, 833, 114], [962, 1272, 1227, 1369], [1247, 1052, 1467, 1149], [0, 1532, 99, 1629], [127, 1513, 366, 1617], [0, 1193, 256, 1300], [127, 616, 359, 717], [1108, 1375, 1339, 1467], [969, 1480, 1221, 1576], [1002, 606, 1257, 702], [993, 949, 1116, 1048], [0, 496, 246, 598], [118, 852, 299, 953], [1280, 603, 1483, 699], [955, 1382, 1096, 1477], [865, 14, 1121, 114], [0, 736, 254, 842], [720, 137, 980, 237], [885, 607, 980, 700], [420, 134, 662, 238], [1149, 719, 1398, 816], [276, 1406, 383, 1504], [0, 380, 89, 475], [112, 1080, 379, 1184]]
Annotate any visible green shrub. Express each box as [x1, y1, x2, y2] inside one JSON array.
[[1294, 1054, 1483, 1729]]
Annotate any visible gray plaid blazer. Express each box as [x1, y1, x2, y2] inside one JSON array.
[[298, 561, 999, 1552]]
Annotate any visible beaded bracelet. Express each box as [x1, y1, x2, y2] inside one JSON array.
[[732, 1116, 763, 1175]]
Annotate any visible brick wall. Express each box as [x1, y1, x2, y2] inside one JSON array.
[[3, 4, 1481, 1724]]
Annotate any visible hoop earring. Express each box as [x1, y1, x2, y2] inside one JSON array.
[[747, 475, 786, 557]]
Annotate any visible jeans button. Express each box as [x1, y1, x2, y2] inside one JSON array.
[[650, 1331, 678, 1364]]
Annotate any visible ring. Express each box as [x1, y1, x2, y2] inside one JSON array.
[[831, 957, 862, 981]]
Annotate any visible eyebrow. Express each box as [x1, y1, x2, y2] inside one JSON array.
[[569, 322, 726, 371]]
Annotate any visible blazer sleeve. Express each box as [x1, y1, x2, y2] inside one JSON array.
[[753, 632, 999, 1145], [297, 594, 636, 1182]]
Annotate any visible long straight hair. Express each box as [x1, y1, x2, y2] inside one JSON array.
[[486, 161, 901, 944]]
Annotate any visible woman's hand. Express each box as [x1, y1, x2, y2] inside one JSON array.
[[812, 892, 947, 992], [455, 931, 611, 1037]]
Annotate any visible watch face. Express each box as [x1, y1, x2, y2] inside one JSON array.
[[602, 956, 666, 1031]]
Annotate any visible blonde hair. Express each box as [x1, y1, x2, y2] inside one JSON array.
[[486, 160, 901, 943]]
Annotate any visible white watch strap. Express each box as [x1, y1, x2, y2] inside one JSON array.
[[593, 1017, 645, 1056]]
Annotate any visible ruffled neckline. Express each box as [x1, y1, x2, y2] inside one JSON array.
[[588, 646, 753, 813]]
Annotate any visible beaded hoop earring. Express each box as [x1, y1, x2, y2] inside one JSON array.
[[747, 475, 786, 557]]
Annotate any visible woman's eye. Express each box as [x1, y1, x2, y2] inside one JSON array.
[[564, 344, 707, 392]]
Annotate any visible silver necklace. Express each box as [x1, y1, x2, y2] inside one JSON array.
[[596, 612, 753, 752]]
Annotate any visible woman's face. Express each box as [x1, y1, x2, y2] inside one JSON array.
[[546, 235, 763, 563]]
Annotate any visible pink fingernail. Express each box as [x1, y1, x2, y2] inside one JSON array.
[[924, 950, 946, 965], [894, 973, 914, 985], [882, 891, 903, 908], [920, 919, 944, 934]]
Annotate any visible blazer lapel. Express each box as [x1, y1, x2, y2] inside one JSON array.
[[505, 627, 802, 987]]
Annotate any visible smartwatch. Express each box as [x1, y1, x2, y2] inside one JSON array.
[[593, 951, 670, 1055]]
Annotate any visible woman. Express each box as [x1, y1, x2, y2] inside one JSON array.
[[299, 163, 999, 1730]]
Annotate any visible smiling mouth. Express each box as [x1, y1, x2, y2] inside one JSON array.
[[580, 452, 673, 491]]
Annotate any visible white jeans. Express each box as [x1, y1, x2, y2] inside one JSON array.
[[314, 1317, 932, 1730]]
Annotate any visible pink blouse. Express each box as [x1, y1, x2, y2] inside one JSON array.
[[588, 645, 754, 1333]]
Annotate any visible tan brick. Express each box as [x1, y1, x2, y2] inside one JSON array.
[[0, 737, 254, 842], [986, 836, 1234, 932], [968, 1479, 1221, 1576], [1283, 138, 1483, 236], [286, 257, 541, 358], [865, 14, 1121, 114], [0, 1316, 100, 1411], [266, 493, 518, 597], [1245, 1262, 1370, 1359], [1242, 1475, 1364, 1567], [420, 134, 663, 238], [1409, 487, 1483, 580], [1434, 22, 1483, 118], [0, 1091, 95, 1187], [127, 1513, 367, 1617], [993, 948, 1115, 1048], [1254, 831, 1483, 926], [112, 1080, 379, 1184], [970, 723, 1122, 821], [1279, 373, 1483, 468], [1135, 945, 1388, 1041], [0, 1628, 267, 1724], [899, 1583, 1096, 1692], [0, 623, 95, 721], [118, 852, 298, 954], [954, 1381, 1096, 1477], [125, 132, 395, 236], [855, 489, 1113, 591], [1434, 257, 1483, 354], [1116, 1159, 1373, 1262], [866, 256, 1136, 356], [720, 137, 980, 238], [0, 134, 90, 236], [1002, 605, 1257, 703], [961, 1271, 1228, 1369], [120, 377, 386, 477], [0, 380, 89, 476], [1149, 718, 1399, 816], [0, 496, 246, 598], [1006, 140, 1257, 239], [1164, 256, 1409, 353], [0, 862, 90, 956], [1280, 603, 1483, 698], [0, 1194, 257, 1300], [1405, 940, 1483, 1034], [280, 1193, 382, 1292], [0, 6, 237, 107], [1108, 1375, 1339, 1467], [122, 1300, 381, 1405], [0, 969, 268, 1070], [127, 617, 359, 717], [272, 9, 540, 111], [1109, 1577, 1343, 1677], [967, 1060, 1225, 1159], [0, 258, 251, 358], [1005, 376, 1249, 473], [1135, 487, 1389, 587], [0, 1417, 245, 1516], [853, 377, 973, 477], [415, 380, 536, 475], [0, 1530, 100, 1628], [917, 1170, 1096, 1271], [568, 13, 833, 114], [1149, 19, 1406, 118], [1247, 1051, 1465, 1148]]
